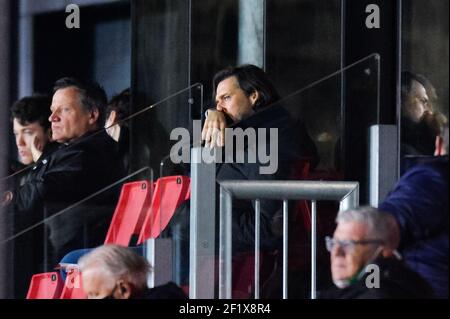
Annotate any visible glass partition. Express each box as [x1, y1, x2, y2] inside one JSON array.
[[179, 54, 379, 298], [0, 84, 202, 298], [400, 0, 449, 174]]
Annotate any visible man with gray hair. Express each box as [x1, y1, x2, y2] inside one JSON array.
[[321, 206, 432, 298], [78, 244, 187, 299]]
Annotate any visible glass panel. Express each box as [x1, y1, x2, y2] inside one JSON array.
[[200, 56, 379, 298], [400, 0, 449, 173], [0, 84, 202, 298]]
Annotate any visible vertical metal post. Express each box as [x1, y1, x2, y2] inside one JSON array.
[[0, 0, 12, 298], [144, 238, 172, 289], [254, 199, 261, 299], [238, 0, 265, 68], [340, 184, 359, 212], [190, 147, 216, 299], [219, 187, 233, 299], [369, 125, 398, 207], [311, 200, 317, 299], [145, 238, 156, 288], [282, 200, 289, 299]]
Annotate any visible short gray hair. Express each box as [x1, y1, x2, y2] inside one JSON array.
[[78, 244, 152, 291], [336, 206, 399, 250]]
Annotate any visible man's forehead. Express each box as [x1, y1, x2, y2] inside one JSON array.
[[334, 221, 368, 240], [216, 77, 239, 95], [411, 80, 427, 95], [13, 118, 41, 129], [53, 86, 81, 100]]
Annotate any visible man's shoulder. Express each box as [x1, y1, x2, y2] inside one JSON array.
[[370, 257, 434, 298], [406, 155, 448, 173], [56, 130, 119, 159]]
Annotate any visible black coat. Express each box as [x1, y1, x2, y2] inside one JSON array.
[[134, 282, 188, 299], [319, 256, 434, 299], [216, 105, 316, 252], [6, 141, 59, 297], [11, 130, 125, 266]]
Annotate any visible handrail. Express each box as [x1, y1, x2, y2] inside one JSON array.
[[218, 179, 359, 299]]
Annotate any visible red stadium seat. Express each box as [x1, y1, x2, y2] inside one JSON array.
[[104, 180, 153, 246], [137, 176, 190, 243], [59, 268, 86, 299], [26, 272, 64, 299]]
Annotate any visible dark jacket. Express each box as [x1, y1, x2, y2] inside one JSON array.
[[379, 155, 448, 299], [216, 105, 315, 252], [319, 256, 434, 299], [8, 141, 59, 297], [11, 130, 125, 266], [134, 282, 188, 299]]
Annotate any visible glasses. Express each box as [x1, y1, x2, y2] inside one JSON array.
[[325, 236, 384, 254]]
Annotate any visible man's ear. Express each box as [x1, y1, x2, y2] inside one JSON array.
[[116, 280, 132, 299], [249, 90, 260, 108], [88, 108, 100, 125], [381, 247, 394, 258]]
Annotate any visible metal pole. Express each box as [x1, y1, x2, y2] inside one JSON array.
[[219, 187, 233, 299], [254, 199, 261, 299], [282, 200, 289, 299], [311, 200, 317, 299], [190, 147, 216, 298]]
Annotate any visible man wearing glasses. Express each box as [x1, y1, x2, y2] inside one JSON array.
[[321, 206, 432, 298]]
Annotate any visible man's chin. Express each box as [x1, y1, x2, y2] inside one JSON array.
[[333, 278, 351, 289], [20, 158, 33, 166], [54, 138, 67, 143]]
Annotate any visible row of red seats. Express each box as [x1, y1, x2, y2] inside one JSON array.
[[27, 160, 342, 299], [26, 175, 191, 299]]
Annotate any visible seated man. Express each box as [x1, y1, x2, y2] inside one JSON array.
[[379, 125, 448, 298], [166, 65, 317, 285], [6, 95, 57, 297], [3, 78, 125, 269], [400, 71, 447, 157], [320, 206, 432, 299], [78, 244, 187, 299], [11, 95, 55, 169]]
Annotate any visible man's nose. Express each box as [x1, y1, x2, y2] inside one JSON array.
[[49, 112, 58, 122], [17, 134, 25, 146], [332, 244, 346, 257]]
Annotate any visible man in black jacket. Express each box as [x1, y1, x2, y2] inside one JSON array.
[[167, 65, 317, 285], [320, 206, 433, 299], [3, 78, 124, 270]]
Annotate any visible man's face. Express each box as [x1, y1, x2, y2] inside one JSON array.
[[403, 80, 430, 123], [49, 87, 96, 143], [330, 221, 378, 285], [215, 76, 257, 122], [13, 119, 49, 165]]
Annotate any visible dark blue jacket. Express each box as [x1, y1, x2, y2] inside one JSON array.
[[379, 156, 448, 298]]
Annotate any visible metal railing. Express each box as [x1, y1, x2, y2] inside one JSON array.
[[218, 180, 359, 299]]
